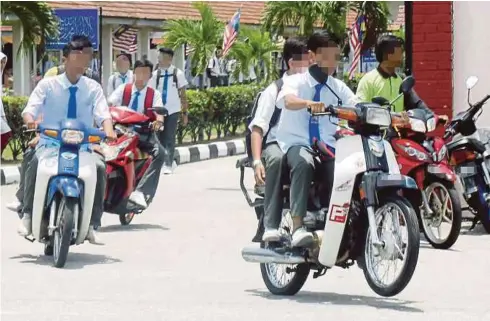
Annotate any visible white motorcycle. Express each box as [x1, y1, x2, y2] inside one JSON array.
[[239, 77, 421, 297], [26, 119, 105, 268]]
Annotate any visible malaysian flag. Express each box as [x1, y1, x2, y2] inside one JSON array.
[[348, 15, 365, 80], [113, 25, 138, 53], [222, 9, 241, 57]]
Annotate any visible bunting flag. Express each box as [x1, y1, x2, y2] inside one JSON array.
[[113, 25, 138, 53], [348, 15, 365, 79], [222, 9, 241, 56]]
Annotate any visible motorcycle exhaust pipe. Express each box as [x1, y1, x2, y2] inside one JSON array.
[[241, 246, 306, 264]]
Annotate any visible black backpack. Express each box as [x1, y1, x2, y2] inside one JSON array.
[[245, 78, 284, 160]]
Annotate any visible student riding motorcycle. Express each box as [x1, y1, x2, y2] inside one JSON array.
[[17, 35, 116, 245], [248, 36, 310, 242], [107, 59, 166, 210]]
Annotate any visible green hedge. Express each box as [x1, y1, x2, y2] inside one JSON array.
[[2, 84, 261, 160]]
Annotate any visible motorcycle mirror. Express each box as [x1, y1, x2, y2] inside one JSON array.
[[371, 96, 391, 107], [399, 76, 415, 94], [149, 107, 169, 116], [465, 76, 478, 90]]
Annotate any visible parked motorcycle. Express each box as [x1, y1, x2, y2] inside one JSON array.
[[238, 77, 421, 297], [388, 107, 462, 249], [26, 120, 105, 268], [444, 76, 490, 233], [101, 106, 167, 226]]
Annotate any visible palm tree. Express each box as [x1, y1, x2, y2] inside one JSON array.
[[227, 27, 279, 83], [261, 1, 389, 50], [1, 1, 58, 56], [163, 2, 222, 84]]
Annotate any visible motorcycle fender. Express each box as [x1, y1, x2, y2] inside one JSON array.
[[318, 135, 366, 268], [47, 176, 81, 201], [427, 163, 457, 182]]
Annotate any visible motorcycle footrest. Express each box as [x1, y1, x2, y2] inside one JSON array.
[[24, 235, 35, 243]]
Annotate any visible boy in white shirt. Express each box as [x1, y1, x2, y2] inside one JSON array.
[[149, 48, 188, 174], [106, 53, 134, 96], [108, 59, 165, 210], [249, 36, 309, 242], [276, 31, 359, 247]]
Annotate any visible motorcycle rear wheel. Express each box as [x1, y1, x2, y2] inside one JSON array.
[[259, 212, 309, 296], [421, 181, 462, 249], [53, 197, 76, 268], [361, 195, 420, 297]]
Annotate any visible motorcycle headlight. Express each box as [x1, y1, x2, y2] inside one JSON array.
[[404, 146, 429, 161], [100, 140, 130, 161], [365, 107, 391, 127], [61, 130, 84, 144], [409, 118, 427, 132], [426, 117, 436, 132]]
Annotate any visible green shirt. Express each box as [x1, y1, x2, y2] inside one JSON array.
[[356, 67, 404, 112]]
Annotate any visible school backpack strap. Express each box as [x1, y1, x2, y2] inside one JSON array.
[[121, 83, 133, 107], [265, 78, 285, 136], [112, 75, 117, 91], [156, 69, 161, 89], [57, 65, 65, 75], [144, 87, 156, 121]]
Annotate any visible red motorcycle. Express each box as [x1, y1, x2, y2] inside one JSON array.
[[100, 106, 166, 226], [390, 108, 462, 249]]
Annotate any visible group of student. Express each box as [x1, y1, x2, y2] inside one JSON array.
[[7, 35, 188, 245], [249, 30, 433, 248]]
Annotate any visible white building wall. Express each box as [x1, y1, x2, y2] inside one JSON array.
[[453, 2, 490, 128]]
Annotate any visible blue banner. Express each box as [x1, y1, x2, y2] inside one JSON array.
[[46, 9, 100, 50]]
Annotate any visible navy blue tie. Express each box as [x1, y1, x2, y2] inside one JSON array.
[[67, 86, 78, 119], [162, 70, 169, 105], [131, 91, 140, 111], [309, 83, 323, 145]]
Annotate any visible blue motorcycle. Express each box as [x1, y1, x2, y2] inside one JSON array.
[[28, 119, 105, 268]]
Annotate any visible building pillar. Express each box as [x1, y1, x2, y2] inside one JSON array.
[[173, 44, 185, 71], [101, 24, 113, 95], [138, 28, 150, 60], [12, 22, 30, 95]]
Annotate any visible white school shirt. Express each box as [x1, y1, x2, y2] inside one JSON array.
[[22, 73, 111, 145], [276, 71, 358, 153], [248, 72, 290, 144], [108, 83, 164, 114], [148, 65, 188, 116], [106, 70, 134, 96]]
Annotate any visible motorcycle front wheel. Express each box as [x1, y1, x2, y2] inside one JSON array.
[[53, 197, 76, 268], [421, 180, 462, 249], [361, 195, 420, 297], [119, 212, 135, 226]]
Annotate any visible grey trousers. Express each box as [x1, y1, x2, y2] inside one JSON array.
[[158, 112, 179, 167], [286, 146, 335, 218], [263, 143, 284, 230], [136, 132, 165, 203], [23, 149, 106, 227], [15, 147, 36, 204]]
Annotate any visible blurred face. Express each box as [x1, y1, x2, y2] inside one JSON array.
[[309, 45, 341, 75], [65, 47, 93, 75], [116, 55, 130, 73], [134, 66, 152, 88], [158, 52, 173, 67], [387, 46, 404, 67], [288, 53, 310, 74]]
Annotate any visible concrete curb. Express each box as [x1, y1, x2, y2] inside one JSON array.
[[0, 139, 246, 186]]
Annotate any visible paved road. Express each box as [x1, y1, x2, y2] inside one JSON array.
[[1, 156, 490, 321]]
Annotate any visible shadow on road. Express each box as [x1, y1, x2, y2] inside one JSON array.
[[419, 241, 460, 252], [246, 289, 423, 313], [98, 223, 169, 233], [460, 225, 489, 236], [9, 253, 121, 270]]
